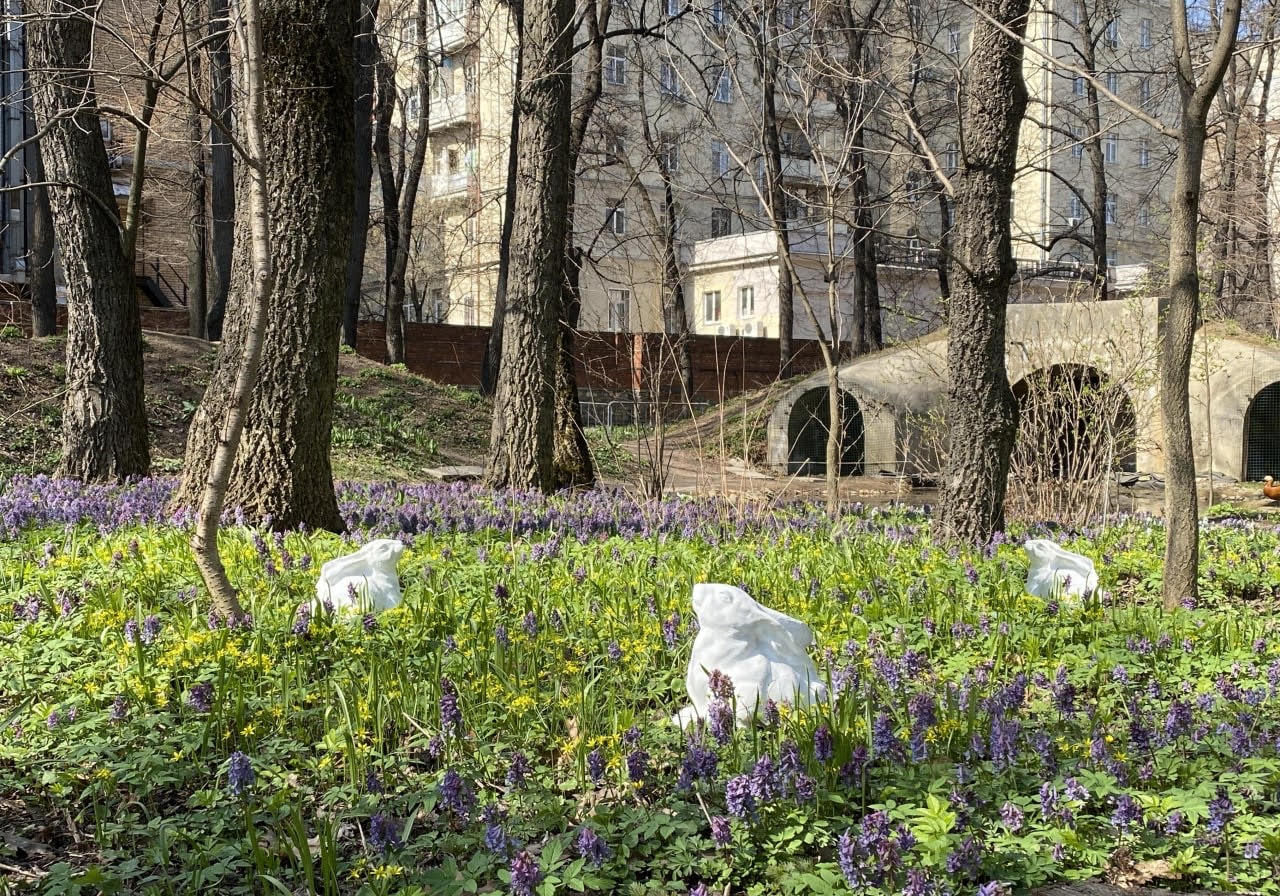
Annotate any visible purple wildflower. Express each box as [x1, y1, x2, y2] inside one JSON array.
[[521, 611, 537, 637], [368, 813, 401, 852], [587, 748, 605, 783], [508, 850, 541, 896], [607, 640, 622, 662], [710, 815, 731, 846], [439, 677, 463, 735], [814, 725, 833, 762], [1208, 787, 1234, 833], [186, 682, 213, 713], [123, 619, 139, 644], [506, 751, 532, 789], [725, 774, 755, 818], [1000, 801, 1024, 832], [575, 826, 610, 867], [1111, 793, 1144, 829], [227, 751, 254, 797], [109, 696, 127, 723]]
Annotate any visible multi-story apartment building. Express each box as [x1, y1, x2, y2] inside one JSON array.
[[398, 0, 1178, 345]]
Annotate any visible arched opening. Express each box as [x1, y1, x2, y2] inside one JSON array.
[[1011, 364, 1137, 478], [1243, 381, 1280, 481], [787, 387, 865, 476]]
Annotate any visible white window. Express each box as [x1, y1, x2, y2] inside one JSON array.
[[1139, 18, 1152, 49], [1138, 138, 1150, 168], [607, 288, 630, 331], [703, 290, 722, 323], [1073, 76, 1086, 96], [659, 60, 679, 96], [430, 288, 446, 323], [711, 139, 729, 176], [710, 206, 732, 237], [1104, 132, 1118, 163], [405, 94, 422, 122], [605, 132, 624, 164], [1070, 127, 1083, 158], [1139, 77, 1152, 107], [666, 0, 680, 17], [1068, 196, 1082, 220], [605, 46, 626, 85], [944, 142, 958, 172], [710, 0, 725, 27], [660, 137, 678, 173], [947, 26, 962, 55], [1104, 18, 1119, 48], [1105, 71, 1119, 94], [1137, 202, 1150, 227], [1070, 2, 1082, 25], [739, 286, 755, 317], [462, 294, 476, 326], [606, 199, 626, 235], [714, 67, 732, 103], [1105, 193, 1117, 224]]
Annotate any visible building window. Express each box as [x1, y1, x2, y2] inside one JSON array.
[[1104, 18, 1119, 48], [711, 139, 729, 176], [1105, 71, 1119, 94], [1068, 196, 1082, 220], [1139, 77, 1152, 107], [710, 206, 732, 237], [714, 66, 732, 103], [608, 288, 630, 331], [659, 60, 679, 96], [606, 199, 626, 235], [710, 0, 725, 28], [462, 294, 476, 326], [780, 128, 810, 158], [1137, 202, 1150, 227], [1071, 1, 1082, 25], [1139, 18, 1152, 48], [739, 286, 755, 317], [406, 94, 422, 122], [1104, 132, 1118, 163], [948, 26, 962, 55], [430, 288, 446, 323], [944, 142, 958, 172], [659, 136, 678, 173], [666, 0, 680, 16], [1138, 138, 1150, 168], [1073, 76, 1086, 96], [1070, 127, 1084, 158], [1105, 193, 1117, 224], [703, 290, 722, 323], [605, 46, 626, 85]]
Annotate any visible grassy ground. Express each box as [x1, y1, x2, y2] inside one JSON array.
[[0, 331, 493, 482]]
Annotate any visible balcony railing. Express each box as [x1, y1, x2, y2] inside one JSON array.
[[429, 170, 472, 197], [428, 93, 471, 132]]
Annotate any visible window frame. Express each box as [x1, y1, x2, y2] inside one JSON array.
[[703, 290, 722, 323]]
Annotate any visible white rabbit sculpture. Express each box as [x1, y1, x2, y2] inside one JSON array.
[[672, 583, 826, 727], [313, 538, 406, 614], [1023, 538, 1098, 602]]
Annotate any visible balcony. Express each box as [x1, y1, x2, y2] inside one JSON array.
[[428, 93, 471, 132], [429, 170, 472, 198], [780, 154, 817, 181], [431, 16, 469, 54]]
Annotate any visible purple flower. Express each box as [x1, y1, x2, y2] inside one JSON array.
[[1243, 840, 1262, 860], [108, 696, 127, 723], [762, 698, 780, 727], [368, 813, 401, 852], [625, 748, 649, 783], [439, 677, 462, 735], [521, 611, 537, 637], [438, 769, 473, 816], [1111, 793, 1144, 829], [365, 770, 384, 794], [186, 682, 213, 713], [707, 670, 734, 701], [575, 826, 610, 867], [1208, 787, 1234, 833], [607, 640, 623, 662], [291, 604, 312, 635], [587, 748, 605, 783], [1064, 777, 1089, 802], [871, 712, 903, 763], [46, 711, 59, 730], [482, 804, 509, 853], [725, 774, 755, 818], [1000, 800, 1024, 832], [662, 612, 681, 647], [678, 738, 718, 789], [837, 829, 857, 887], [495, 624, 510, 648], [710, 815, 731, 846], [123, 619, 139, 644], [708, 699, 734, 745], [814, 725, 833, 762], [506, 751, 532, 789], [227, 751, 254, 797], [903, 869, 934, 896], [362, 613, 378, 632], [749, 755, 780, 804], [508, 850, 541, 896]]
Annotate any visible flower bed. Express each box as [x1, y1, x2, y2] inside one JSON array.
[[3, 479, 1280, 894]]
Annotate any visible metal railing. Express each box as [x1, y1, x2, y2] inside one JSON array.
[[135, 257, 187, 308], [580, 399, 710, 437]]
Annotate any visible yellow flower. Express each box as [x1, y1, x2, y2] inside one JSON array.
[[510, 695, 535, 714], [240, 723, 255, 737]]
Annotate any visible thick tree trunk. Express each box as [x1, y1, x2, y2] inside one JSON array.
[[343, 0, 381, 348], [187, 55, 209, 340], [481, 23, 523, 398], [850, 135, 880, 353], [937, 0, 1030, 544], [551, 247, 594, 489], [175, 0, 355, 530], [24, 138, 57, 338], [27, 1, 149, 481], [1160, 116, 1206, 609], [206, 0, 235, 341], [485, 0, 574, 491]]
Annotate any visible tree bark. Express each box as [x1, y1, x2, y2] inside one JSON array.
[[206, 0, 235, 340], [661, 175, 693, 396], [552, 246, 594, 489], [485, 0, 575, 491], [759, 6, 793, 374], [24, 137, 57, 338], [27, 0, 150, 481], [372, 50, 400, 332], [175, 0, 355, 530], [1160, 0, 1241, 609], [937, 0, 1030, 544], [481, 16, 523, 398], [187, 52, 209, 340], [342, 0, 381, 348]]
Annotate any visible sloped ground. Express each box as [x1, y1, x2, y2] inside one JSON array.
[[0, 331, 491, 481]]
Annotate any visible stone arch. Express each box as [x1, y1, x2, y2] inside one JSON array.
[[1011, 363, 1138, 477], [1243, 380, 1280, 481], [786, 387, 865, 476]]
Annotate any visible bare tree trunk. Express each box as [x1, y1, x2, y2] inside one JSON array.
[[937, 0, 1030, 544], [552, 246, 594, 488], [372, 50, 399, 332], [342, 0, 381, 348], [385, 0, 429, 365], [481, 14, 522, 398], [187, 52, 209, 340], [1079, 24, 1109, 302], [485, 0, 574, 491], [190, 0, 275, 621], [175, 0, 355, 531], [24, 137, 57, 338], [27, 0, 150, 481], [661, 176, 693, 396], [206, 0, 235, 340], [759, 11, 793, 373]]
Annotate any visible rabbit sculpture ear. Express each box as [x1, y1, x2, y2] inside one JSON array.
[[314, 539, 405, 616]]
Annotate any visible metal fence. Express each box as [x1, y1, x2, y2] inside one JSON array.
[[580, 399, 711, 437]]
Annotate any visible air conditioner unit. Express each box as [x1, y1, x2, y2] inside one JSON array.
[[715, 325, 728, 336], [741, 322, 757, 337]]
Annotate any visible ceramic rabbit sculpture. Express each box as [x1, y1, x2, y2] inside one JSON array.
[[673, 583, 826, 727], [314, 538, 406, 614], [1023, 538, 1098, 602]]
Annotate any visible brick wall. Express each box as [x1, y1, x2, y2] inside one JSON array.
[[0, 300, 189, 335]]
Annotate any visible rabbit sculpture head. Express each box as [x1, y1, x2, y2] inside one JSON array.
[[1023, 538, 1098, 602], [314, 538, 406, 614], [674, 583, 825, 727]]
